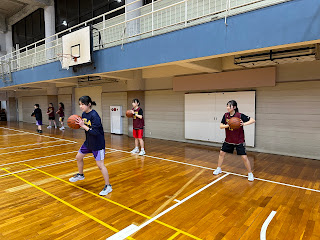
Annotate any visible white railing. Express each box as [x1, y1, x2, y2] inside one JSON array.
[[0, 0, 292, 79]]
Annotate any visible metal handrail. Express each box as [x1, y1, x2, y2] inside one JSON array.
[[0, 0, 292, 76]]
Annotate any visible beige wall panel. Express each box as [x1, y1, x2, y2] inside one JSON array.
[[277, 60, 320, 82], [145, 77, 173, 90], [255, 81, 320, 160], [15, 90, 47, 98], [21, 96, 48, 125], [102, 81, 127, 92], [173, 67, 276, 91], [58, 87, 73, 95], [145, 90, 185, 141]]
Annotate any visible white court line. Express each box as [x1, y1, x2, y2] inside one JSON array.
[[106, 224, 139, 240], [174, 199, 181, 203], [0, 133, 30, 136], [0, 158, 78, 177], [105, 147, 320, 193], [0, 150, 117, 178], [0, 139, 65, 150], [111, 173, 230, 240], [0, 127, 77, 143], [0, 151, 78, 167], [260, 211, 277, 240], [0, 142, 75, 155]]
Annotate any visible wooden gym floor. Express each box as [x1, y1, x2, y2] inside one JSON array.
[[0, 122, 320, 240]]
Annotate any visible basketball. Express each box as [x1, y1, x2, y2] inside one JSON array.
[[228, 117, 241, 130], [67, 115, 81, 129], [126, 110, 134, 118]]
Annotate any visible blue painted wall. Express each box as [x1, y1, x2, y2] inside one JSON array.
[[2, 0, 320, 88]]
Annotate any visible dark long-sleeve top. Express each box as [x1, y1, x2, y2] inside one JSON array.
[[81, 110, 105, 151]]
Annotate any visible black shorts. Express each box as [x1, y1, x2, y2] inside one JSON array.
[[49, 117, 55, 120], [221, 142, 247, 155]]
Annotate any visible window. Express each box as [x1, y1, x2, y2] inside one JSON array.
[[143, 0, 157, 5], [55, 0, 125, 34], [12, 8, 45, 49]]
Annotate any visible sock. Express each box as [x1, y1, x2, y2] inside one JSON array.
[[141, 148, 145, 151]]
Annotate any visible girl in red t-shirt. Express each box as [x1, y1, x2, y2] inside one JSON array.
[[130, 99, 145, 156], [56, 102, 65, 130], [213, 100, 256, 181], [46, 103, 57, 129]]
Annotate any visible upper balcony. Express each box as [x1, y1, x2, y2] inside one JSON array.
[[2, 0, 319, 86]]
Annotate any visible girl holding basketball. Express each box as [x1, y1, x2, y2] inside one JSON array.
[[130, 99, 145, 156], [46, 103, 57, 129], [213, 100, 256, 181], [69, 96, 112, 196], [31, 104, 42, 133], [56, 102, 65, 130]]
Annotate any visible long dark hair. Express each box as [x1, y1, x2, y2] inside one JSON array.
[[79, 96, 96, 107], [59, 102, 64, 110], [227, 100, 239, 112]]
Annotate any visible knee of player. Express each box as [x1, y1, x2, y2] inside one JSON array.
[[76, 155, 84, 161], [97, 164, 105, 170], [219, 151, 225, 157]]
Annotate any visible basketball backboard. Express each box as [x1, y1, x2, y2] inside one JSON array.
[[59, 26, 92, 69]]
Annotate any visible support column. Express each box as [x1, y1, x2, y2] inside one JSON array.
[[5, 26, 13, 54], [0, 14, 7, 57], [44, 5, 56, 61], [127, 69, 145, 137], [7, 97, 17, 122]]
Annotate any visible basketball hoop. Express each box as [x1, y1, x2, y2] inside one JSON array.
[[57, 53, 77, 70]]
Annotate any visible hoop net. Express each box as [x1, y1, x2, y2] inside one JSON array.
[[57, 53, 77, 70]]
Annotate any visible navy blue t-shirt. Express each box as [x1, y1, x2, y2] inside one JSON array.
[[82, 110, 105, 151], [31, 108, 42, 121]]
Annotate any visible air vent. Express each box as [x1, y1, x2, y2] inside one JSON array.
[[235, 47, 316, 68]]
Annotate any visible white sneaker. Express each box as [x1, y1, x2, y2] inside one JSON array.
[[248, 173, 254, 181], [213, 167, 222, 175], [55, 126, 58, 128], [69, 173, 85, 182], [130, 148, 139, 154], [99, 184, 112, 196], [59, 127, 65, 130], [47, 126, 52, 129], [138, 150, 146, 156]]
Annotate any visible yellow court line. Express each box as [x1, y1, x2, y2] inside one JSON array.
[[167, 232, 180, 240], [24, 164, 202, 240], [1, 167, 134, 240]]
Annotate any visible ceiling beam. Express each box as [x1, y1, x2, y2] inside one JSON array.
[[176, 58, 222, 73], [13, 0, 51, 6], [8, 4, 39, 25], [98, 71, 135, 81]]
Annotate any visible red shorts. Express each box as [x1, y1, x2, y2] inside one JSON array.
[[133, 129, 143, 139]]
